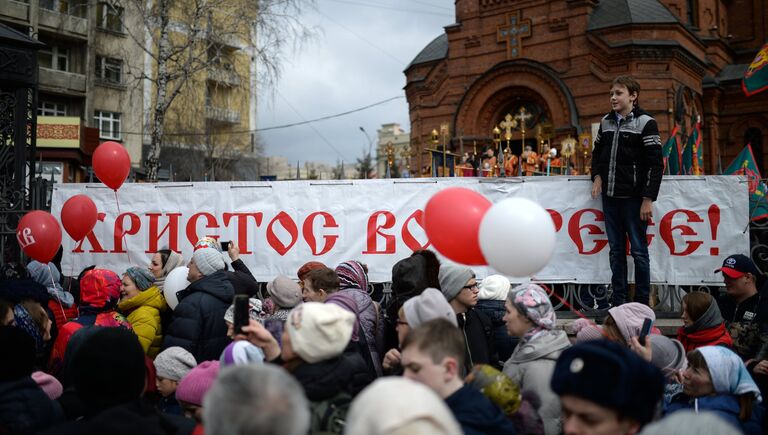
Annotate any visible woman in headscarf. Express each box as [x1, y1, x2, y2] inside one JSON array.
[[677, 291, 732, 352], [502, 283, 571, 435], [148, 249, 186, 292], [27, 260, 77, 329], [118, 267, 167, 358], [667, 346, 764, 434]]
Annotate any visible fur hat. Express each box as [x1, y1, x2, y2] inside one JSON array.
[[391, 250, 441, 297], [267, 275, 302, 308], [154, 346, 197, 381], [551, 340, 664, 426], [438, 264, 474, 301], [403, 288, 457, 328], [192, 247, 226, 276], [478, 275, 510, 301], [285, 302, 355, 363], [176, 360, 220, 406]]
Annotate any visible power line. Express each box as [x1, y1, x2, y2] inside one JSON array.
[[322, 0, 453, 17], [409, 0, 453, 11], [276, 90, 346, 160], [118, 95, 404, 136], [315, 9, 406, 65]]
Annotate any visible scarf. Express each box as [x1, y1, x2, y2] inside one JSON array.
[[13, 304, 44, 351], [699, 346, 762, 402], [27, 261, 74, 307], [153, 251, 185, 291], [684, 298, 725, 334], [677, 323, 733, 353]]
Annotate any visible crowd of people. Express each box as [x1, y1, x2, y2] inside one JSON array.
[[1, 241, 768, 435]]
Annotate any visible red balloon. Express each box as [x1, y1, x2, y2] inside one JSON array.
[[93, 141, 131, 190], [16, 211, 62, 263], [424, 187, 491, 265], [61, 195, 98, 241]]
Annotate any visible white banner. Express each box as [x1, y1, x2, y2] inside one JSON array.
[[51, 176, 749, 285]]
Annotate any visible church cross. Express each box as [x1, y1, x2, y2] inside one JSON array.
[[499, 113, 517, 140], [496, 11, 532, 59], [514, 107, 532, 134]]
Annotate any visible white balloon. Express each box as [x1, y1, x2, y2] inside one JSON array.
[[478, 197, 556, 277], [163, 267, 190, 310]]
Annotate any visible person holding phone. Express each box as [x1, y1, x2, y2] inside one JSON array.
[[162, 246, 233, 362]]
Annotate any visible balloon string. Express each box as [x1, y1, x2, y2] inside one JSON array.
[[114, 190, 133, 265], [538, 283, 610, 339]]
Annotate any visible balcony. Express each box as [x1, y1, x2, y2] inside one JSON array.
[[0, 0, 30, 23], [38, 7, 88, 39], [205, 105, 241, 124], [39, 68, 86, 94], [207, 67, 240, 86]]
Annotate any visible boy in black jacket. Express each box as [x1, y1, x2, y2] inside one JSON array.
[[591, 75, 663, 307]]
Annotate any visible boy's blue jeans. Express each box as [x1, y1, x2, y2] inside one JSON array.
[[602, 195, 650, 306]]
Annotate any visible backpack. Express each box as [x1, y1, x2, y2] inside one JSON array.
[[309, 392, 352, 435]]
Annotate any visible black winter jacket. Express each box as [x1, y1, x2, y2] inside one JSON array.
[[162, 271, 234, 362], [291, 352, 373, 402], [0, 377, 63, 434], [591, 107, 663, 200], [458, 309, 497, 373]]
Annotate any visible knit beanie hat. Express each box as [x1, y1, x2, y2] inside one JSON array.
[[336, 260, 369, 291], [125, 267, 155, 291], [0, 326, 35, 382], [297, 261, 326, 281], [267, 275, 302, 308], [224, 297, 264, 324], [285, 302, 355, 363], [403, 288, 458, 328], [176, 360, 220, 406], [608, 303, 656, 344], [192, 247, 226, 276], [478, 274, 510, 301], [438, 264, 474, 301], [507, 284, 556, 330], [194, 237, 222, 252], [551, 340, 664, 426], [345, 377, 463, 435], [71, 327, 146, 411], [220, 341, 265, 367], [32, 371, 63, 400], [154, 346, 197, 381], [649, 335, 686, 380]]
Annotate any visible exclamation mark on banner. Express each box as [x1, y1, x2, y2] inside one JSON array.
[[708, 204, 721, 256]]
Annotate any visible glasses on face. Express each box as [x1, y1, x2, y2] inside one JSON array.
[[462, 283, 479, 291], [396, 319, 409, 327]]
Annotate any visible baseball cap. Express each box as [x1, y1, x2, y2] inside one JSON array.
[[715, 254, 762, 278]]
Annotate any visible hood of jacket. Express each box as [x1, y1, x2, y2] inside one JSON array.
[[178, 271, 234, 304], [80, 269, 122, 311], [508, 329, 571, 363], [445, 384, 516, 434], [118, 286, 167, 314]]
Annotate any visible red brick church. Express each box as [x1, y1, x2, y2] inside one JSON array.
[[404, 0, 768, 175]]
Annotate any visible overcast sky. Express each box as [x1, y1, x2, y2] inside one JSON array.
[[256, 0, 453, 166]]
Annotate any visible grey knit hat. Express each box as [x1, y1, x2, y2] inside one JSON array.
[[192, 247, 225, 276], [438, 264, 474, 301], [403, 288, 458, 328], [154, 346, 197, 381]]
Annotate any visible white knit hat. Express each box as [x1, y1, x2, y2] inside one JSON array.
[[478, 274, 510, 301], [286, 302, 354, 363], [192, 247, 225, 276], [345, 377, 463, 435]]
